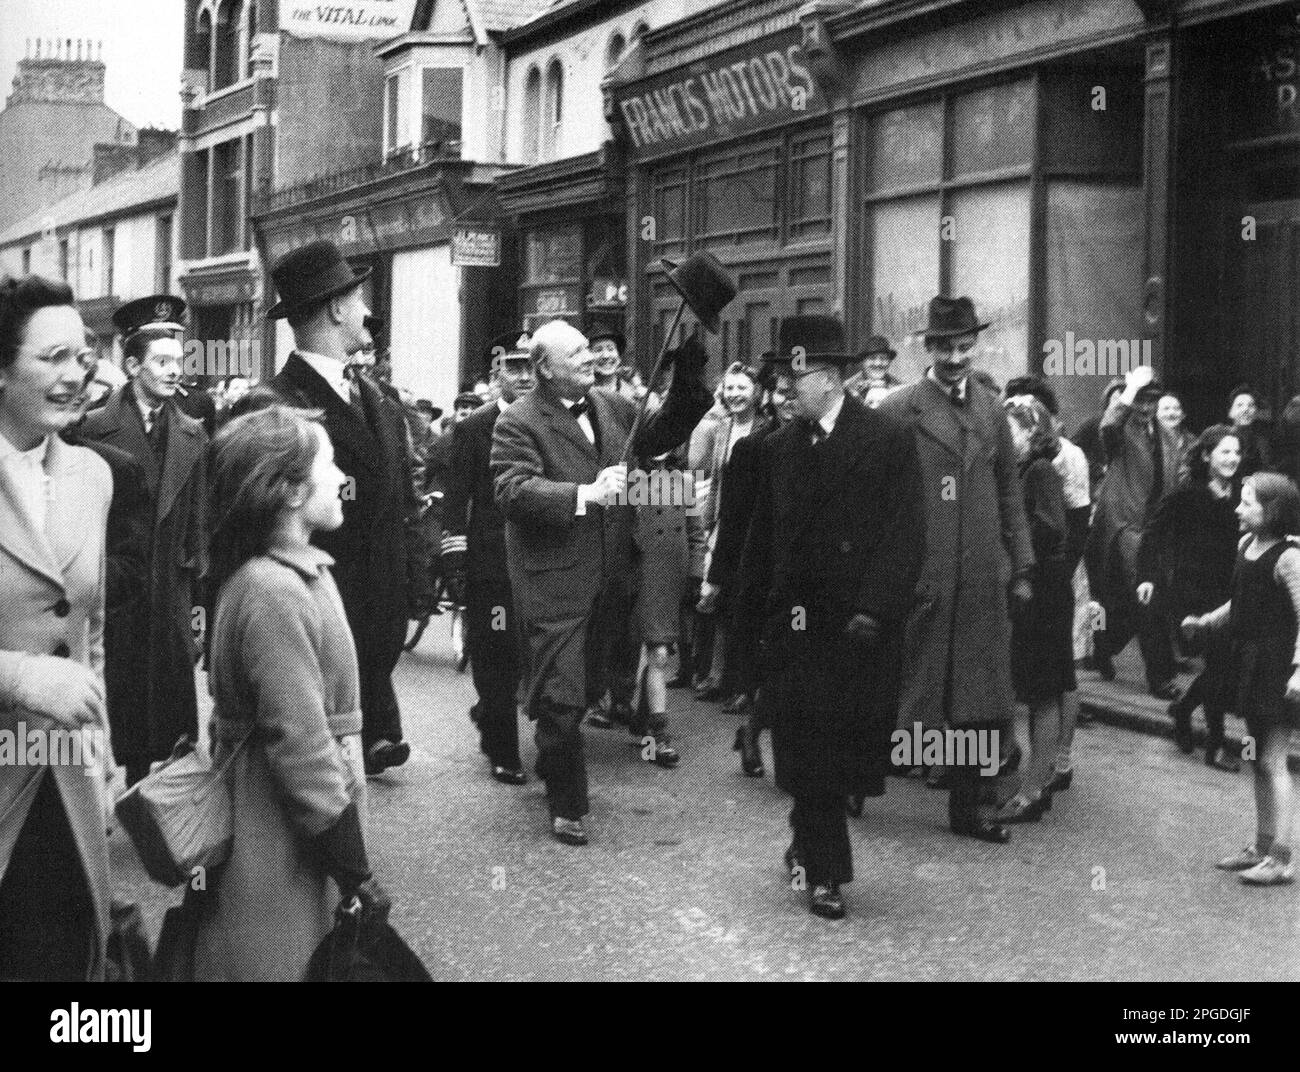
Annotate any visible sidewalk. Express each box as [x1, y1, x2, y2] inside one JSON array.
[[1076, 646, 1300, 772]]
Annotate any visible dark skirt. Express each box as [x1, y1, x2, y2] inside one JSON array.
[[636, 503, 688, 645], [1234, 636, 1300, 737], [1011, 560, 1078, 703]]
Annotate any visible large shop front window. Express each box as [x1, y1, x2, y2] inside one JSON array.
[[864, 80, 1032, 388]]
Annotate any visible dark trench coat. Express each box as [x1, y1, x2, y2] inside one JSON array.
[[738, 393, 924, 797]]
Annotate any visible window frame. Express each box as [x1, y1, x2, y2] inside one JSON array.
[[383, 62, 416, 158], [417, 63, 465, 157]]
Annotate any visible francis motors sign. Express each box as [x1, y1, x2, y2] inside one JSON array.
[[613, 29, 825, 159]]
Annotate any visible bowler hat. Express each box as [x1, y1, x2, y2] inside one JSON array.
[[113, 294, 186, 338], [414, 398, 443, 419], [267, 240, 371, 320], [920, 295, 989, 340], [485, 330, 532, 366], [660, 251, 737, 334], [454, 391, 482, 409], [768, 314, 856, 368], [584, 318, 626, 353], [858, 334, 897, 361]]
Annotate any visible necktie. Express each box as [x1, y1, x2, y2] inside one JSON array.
[[146, 407, 164, 453], [569, 398, 589, 419], [950, 384, 964, 407]]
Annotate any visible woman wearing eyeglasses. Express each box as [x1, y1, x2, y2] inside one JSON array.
[[0, 275, 115, 980]]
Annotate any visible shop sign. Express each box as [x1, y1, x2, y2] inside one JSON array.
[[613, 28, 825, 159], [264, 191, 452, 261], [452, 225, 501, 267], [587, 278, 628, 308], [1239, 11, 1300, 137], [183, 271, 256, 308], [533, 288, 577, 316], [281, 0, 418, 42]]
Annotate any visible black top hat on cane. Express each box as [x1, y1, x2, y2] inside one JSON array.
[[267, 240, 372, 320], [660, 251, 737, 335]]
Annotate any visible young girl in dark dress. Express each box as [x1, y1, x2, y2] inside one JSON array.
[[1137, 425, 1242, 769], [998, 398, 1075, 823], [1183, 472, 1300, 886]]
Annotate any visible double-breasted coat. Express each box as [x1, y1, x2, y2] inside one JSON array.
[[738, 394, 924, 796], [491, 374, 710, 716], [0, 436, 113, 980], [269, 354, 417, 746], [879, 376, 1033, 728], [79, 388, 207, 766]]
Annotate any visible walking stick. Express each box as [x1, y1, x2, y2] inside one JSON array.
[[620, 298, 687, 467]]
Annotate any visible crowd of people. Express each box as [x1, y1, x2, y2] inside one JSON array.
[[1, 233, 1298, 980]]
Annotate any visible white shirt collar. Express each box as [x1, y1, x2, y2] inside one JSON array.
[[297, 349, 351, 404], [497, 397, 508, 413], [927, 367, 968, 401], [817, 392, 846, 438]]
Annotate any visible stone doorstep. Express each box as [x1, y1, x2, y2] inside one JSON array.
[[1076, 679, 1300, 774]]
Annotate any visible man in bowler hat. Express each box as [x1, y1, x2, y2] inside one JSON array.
[[738, 314, 923, 919], [443, 331, 535, 784], [880, 296, 1034, 843], [264, 240, 418, 775], [491, 319, 712, 845], [79, 294, 208, 786]]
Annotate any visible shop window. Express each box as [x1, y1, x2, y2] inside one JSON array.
[[543, 60, 563, 161], [949, 182, 1030, 388], [526, 225, 582, 286], [103, 227, 115, 297], [653, 167, 688, 254], [696, 143, 779, 245], [951, 81, 1034, 178], [871, 101, 943, 192], [788, 131, 833, 240], [523, 67, 541, 163], [869, 195, 941, 384], [385, 67, 413, 155], [421, 68, 463, 154]]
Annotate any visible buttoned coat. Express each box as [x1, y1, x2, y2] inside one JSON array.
[[79, 388, 207, 766], [738, 393, 924, 795], [269, 355, 417, 736], [492, 374, 710, 715], [192, 548, 365, 981], [0, 436, 113, 980], [879, 376, 1034, 728]]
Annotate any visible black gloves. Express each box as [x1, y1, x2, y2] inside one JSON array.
[[309, 801, 372, 896], [664, 335, 708, 380]]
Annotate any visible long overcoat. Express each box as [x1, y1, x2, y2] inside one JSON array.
[[491, 374, 710, 716], [79, 388, 207, 765], [879, 376, 1033, 728], [738, 394, 924, 796], [192, 547, 365, 981], [0, 436, 113, 980]]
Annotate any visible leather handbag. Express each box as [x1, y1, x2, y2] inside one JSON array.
[[304, 896, 433, 982], [114, 732, 250, 888]]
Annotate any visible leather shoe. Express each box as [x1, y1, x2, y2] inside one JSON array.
[[694, 681, 725, 702], [364, 739, 410, 775], [491, 765, 527, 785], [647, 735, 680, 768], [951, 818, 1010, 843], [1205, 748, 1241, 773], [809, 884, 845, 920], [1044, 768, 1073, 793], [551, 817, 588, 845], [721, 692, 751, 714], [1149, 680, 1182, 702], [996, 793, 1048, 824], [733, 724, 764, 777]]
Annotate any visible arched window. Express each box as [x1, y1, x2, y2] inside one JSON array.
[[213, 0, 242, 89], [605, 32, 625, 71], [195, 7, 213, 88], [242, 1, 257, 79], [542, 59, 563, 161], [523, 66, 541, 163]]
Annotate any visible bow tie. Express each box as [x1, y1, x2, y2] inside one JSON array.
[[568, 398, 589, 419]]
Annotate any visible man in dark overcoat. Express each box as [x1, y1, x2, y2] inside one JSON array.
[[79, 294, 207, 785], [444, 331, 534, 784], [738, 315, 923, 920], [491, 319, 711, 846], [879, 296, 1034, 843], [264, 240, 418, 776]]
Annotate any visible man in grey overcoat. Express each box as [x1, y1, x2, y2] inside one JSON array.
[[879, 296, 1034, 844]]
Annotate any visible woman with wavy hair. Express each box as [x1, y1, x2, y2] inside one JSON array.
[[191, 404, 389, 980]]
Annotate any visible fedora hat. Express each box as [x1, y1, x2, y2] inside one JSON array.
[[769, 314, 856, 368], [584, 318, 626, 354], [660, 251, 737, 334], [858, 334, 897, 361], [267, 240, 371, 320], [920, 295, 989, 340]]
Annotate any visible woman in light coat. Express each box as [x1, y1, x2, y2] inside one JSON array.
[[192, 405, 387, 981], [0, 276, 113, 980]]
